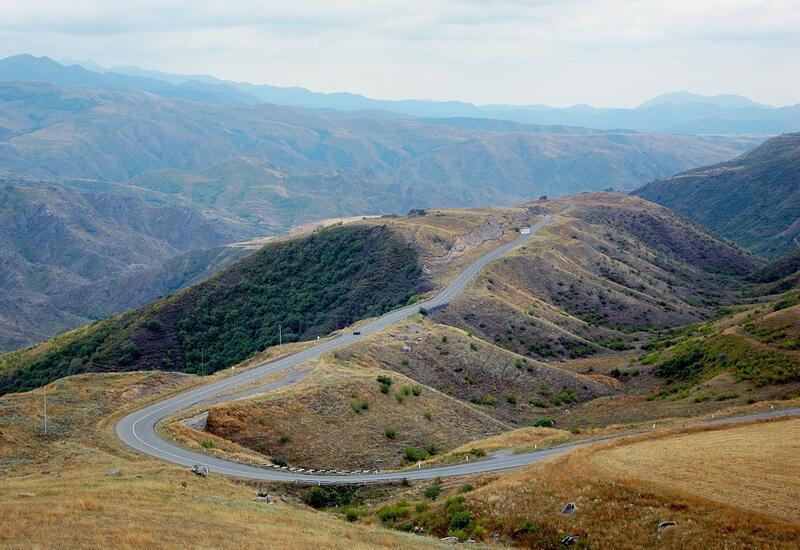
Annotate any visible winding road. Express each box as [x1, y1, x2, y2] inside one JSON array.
[[115, 213, 799, 484]]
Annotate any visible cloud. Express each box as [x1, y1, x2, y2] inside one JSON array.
[[0, 0, 798, 106]]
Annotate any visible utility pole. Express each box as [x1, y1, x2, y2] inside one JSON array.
[[279, 324, 282, 346], [43, 384, 47, 436]]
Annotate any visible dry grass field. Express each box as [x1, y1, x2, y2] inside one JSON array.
[[203, 357, 510, 469], [590, 418, 800, 523], [0, 372, 442, 549], [364, 419, 800, 548]]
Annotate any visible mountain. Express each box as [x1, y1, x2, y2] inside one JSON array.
[[638, 91, 765, 109], [0, 177, 256, 352], [634, 133, 800, 259], [0, 54, 260, 106], [7, 55, 798, 135], [0, 81, 760, 226]]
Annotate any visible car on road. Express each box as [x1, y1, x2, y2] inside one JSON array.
[[352, 330, 361, 335]]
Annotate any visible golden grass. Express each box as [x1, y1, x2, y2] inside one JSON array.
[[0, 372, 443, 549], [204, 358, 509, 469], [590, 418, 800, 523]]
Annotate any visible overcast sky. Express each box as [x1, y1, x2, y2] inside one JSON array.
[[1, 0, 798, 107]]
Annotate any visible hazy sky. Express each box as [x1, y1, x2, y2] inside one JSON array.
[[1, 0, 798, 107]]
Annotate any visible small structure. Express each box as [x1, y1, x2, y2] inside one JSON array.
[[520, 227, 531, 235]]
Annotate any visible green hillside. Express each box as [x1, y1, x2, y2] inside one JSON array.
[[0, 224, 429, 394], [634, 133, 800, 259]]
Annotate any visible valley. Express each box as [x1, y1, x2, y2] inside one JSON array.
[[0, 52, 798, 550]]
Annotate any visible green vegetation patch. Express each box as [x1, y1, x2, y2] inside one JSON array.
[[0, 225, 429, 395], [656, 334, 799, 387]]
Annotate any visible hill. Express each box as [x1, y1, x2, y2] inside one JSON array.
[[0, 224, 428, 394], [634, 133, 800, 259], [0, 178, 255, 352]]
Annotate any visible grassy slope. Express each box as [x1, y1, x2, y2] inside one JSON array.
[[0, 224, 429, 394], [634, 132, 800, 259], [0, 373, 438, 549], [649, 289, 800, 391], [436, 194, 761, 362]]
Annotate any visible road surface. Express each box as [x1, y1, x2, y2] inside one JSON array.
[[115, 213, 799, 484]]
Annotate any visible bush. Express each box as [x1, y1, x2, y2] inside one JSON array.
[[517, 520, 541, 534], [533, 417, 555, 428], [458, 483, 473, 494], [400, 357, 410, 366], [553, 387, 578, 406], [470, 342, 478, 351], [425, 442, 438, 455], [278, 434, 291, 444], [450, 510, 471, 529], [448, 529, 468, 542], [506, 393, 517, 404], [304, 486, 334, 509], [377, 374, 393, 386], [380, 383, 391, 394], [201, 439, 215, 449], [270, 456, 288, 467], [403, 447, 426, 462], [378, 501, 411, 523], [415, 501, 429, 513], [412, 385, 422, 396], [395, 392, 405, 403], [424, 484, 442, 500], [350, 399, 369, 413], [423, 411, 432, 421], [344, 508, 359, 522], [384, 427, 397, 439], [529, 398, 547, 408]]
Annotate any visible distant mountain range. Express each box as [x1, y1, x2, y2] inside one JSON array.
[[1, 54, 797, 135], [635, 132, 800, 259]]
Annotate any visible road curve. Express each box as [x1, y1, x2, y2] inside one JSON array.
[[115, 214, 799, 484]]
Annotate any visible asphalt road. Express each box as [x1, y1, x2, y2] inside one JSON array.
[[115, 213, 799, 484]]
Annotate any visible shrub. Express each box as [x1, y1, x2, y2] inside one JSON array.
[[529, 398, 547, 408], [377, 374, 393, 386], [424, 484, 442, 500], [441, 335, 448, 343], [400, 357, 410, 366], [278, 434, 291, 444], [423, 411, 432, 421], [448, 529, 468, 542], [384, 427, 397, 439], [553, 387, 578, 406], [400, 386, 412, 396], [506, 393, 517, 404], [304, 486, 334, 509], [395, 392, 405, 403], [270, 456, 288, 467], [450, 510, 471, 529], [378, 501, 410, 523], [470, 342, 478, 351], [425, 442, 438, 455], [412, 385, 422, 396], [415, 501, 429, 513], [380, 383, 391, 394], [345, 508, 359, 522], [570, 424, 581, 434], [533, 417, 556, 428], [537, 383, 551, 396], [350, 399, 369, 413], [458, 483, 473, 494], [201, 439, 215, 449], [403, 447, 425, 462], [517, 520, 541, 534]]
